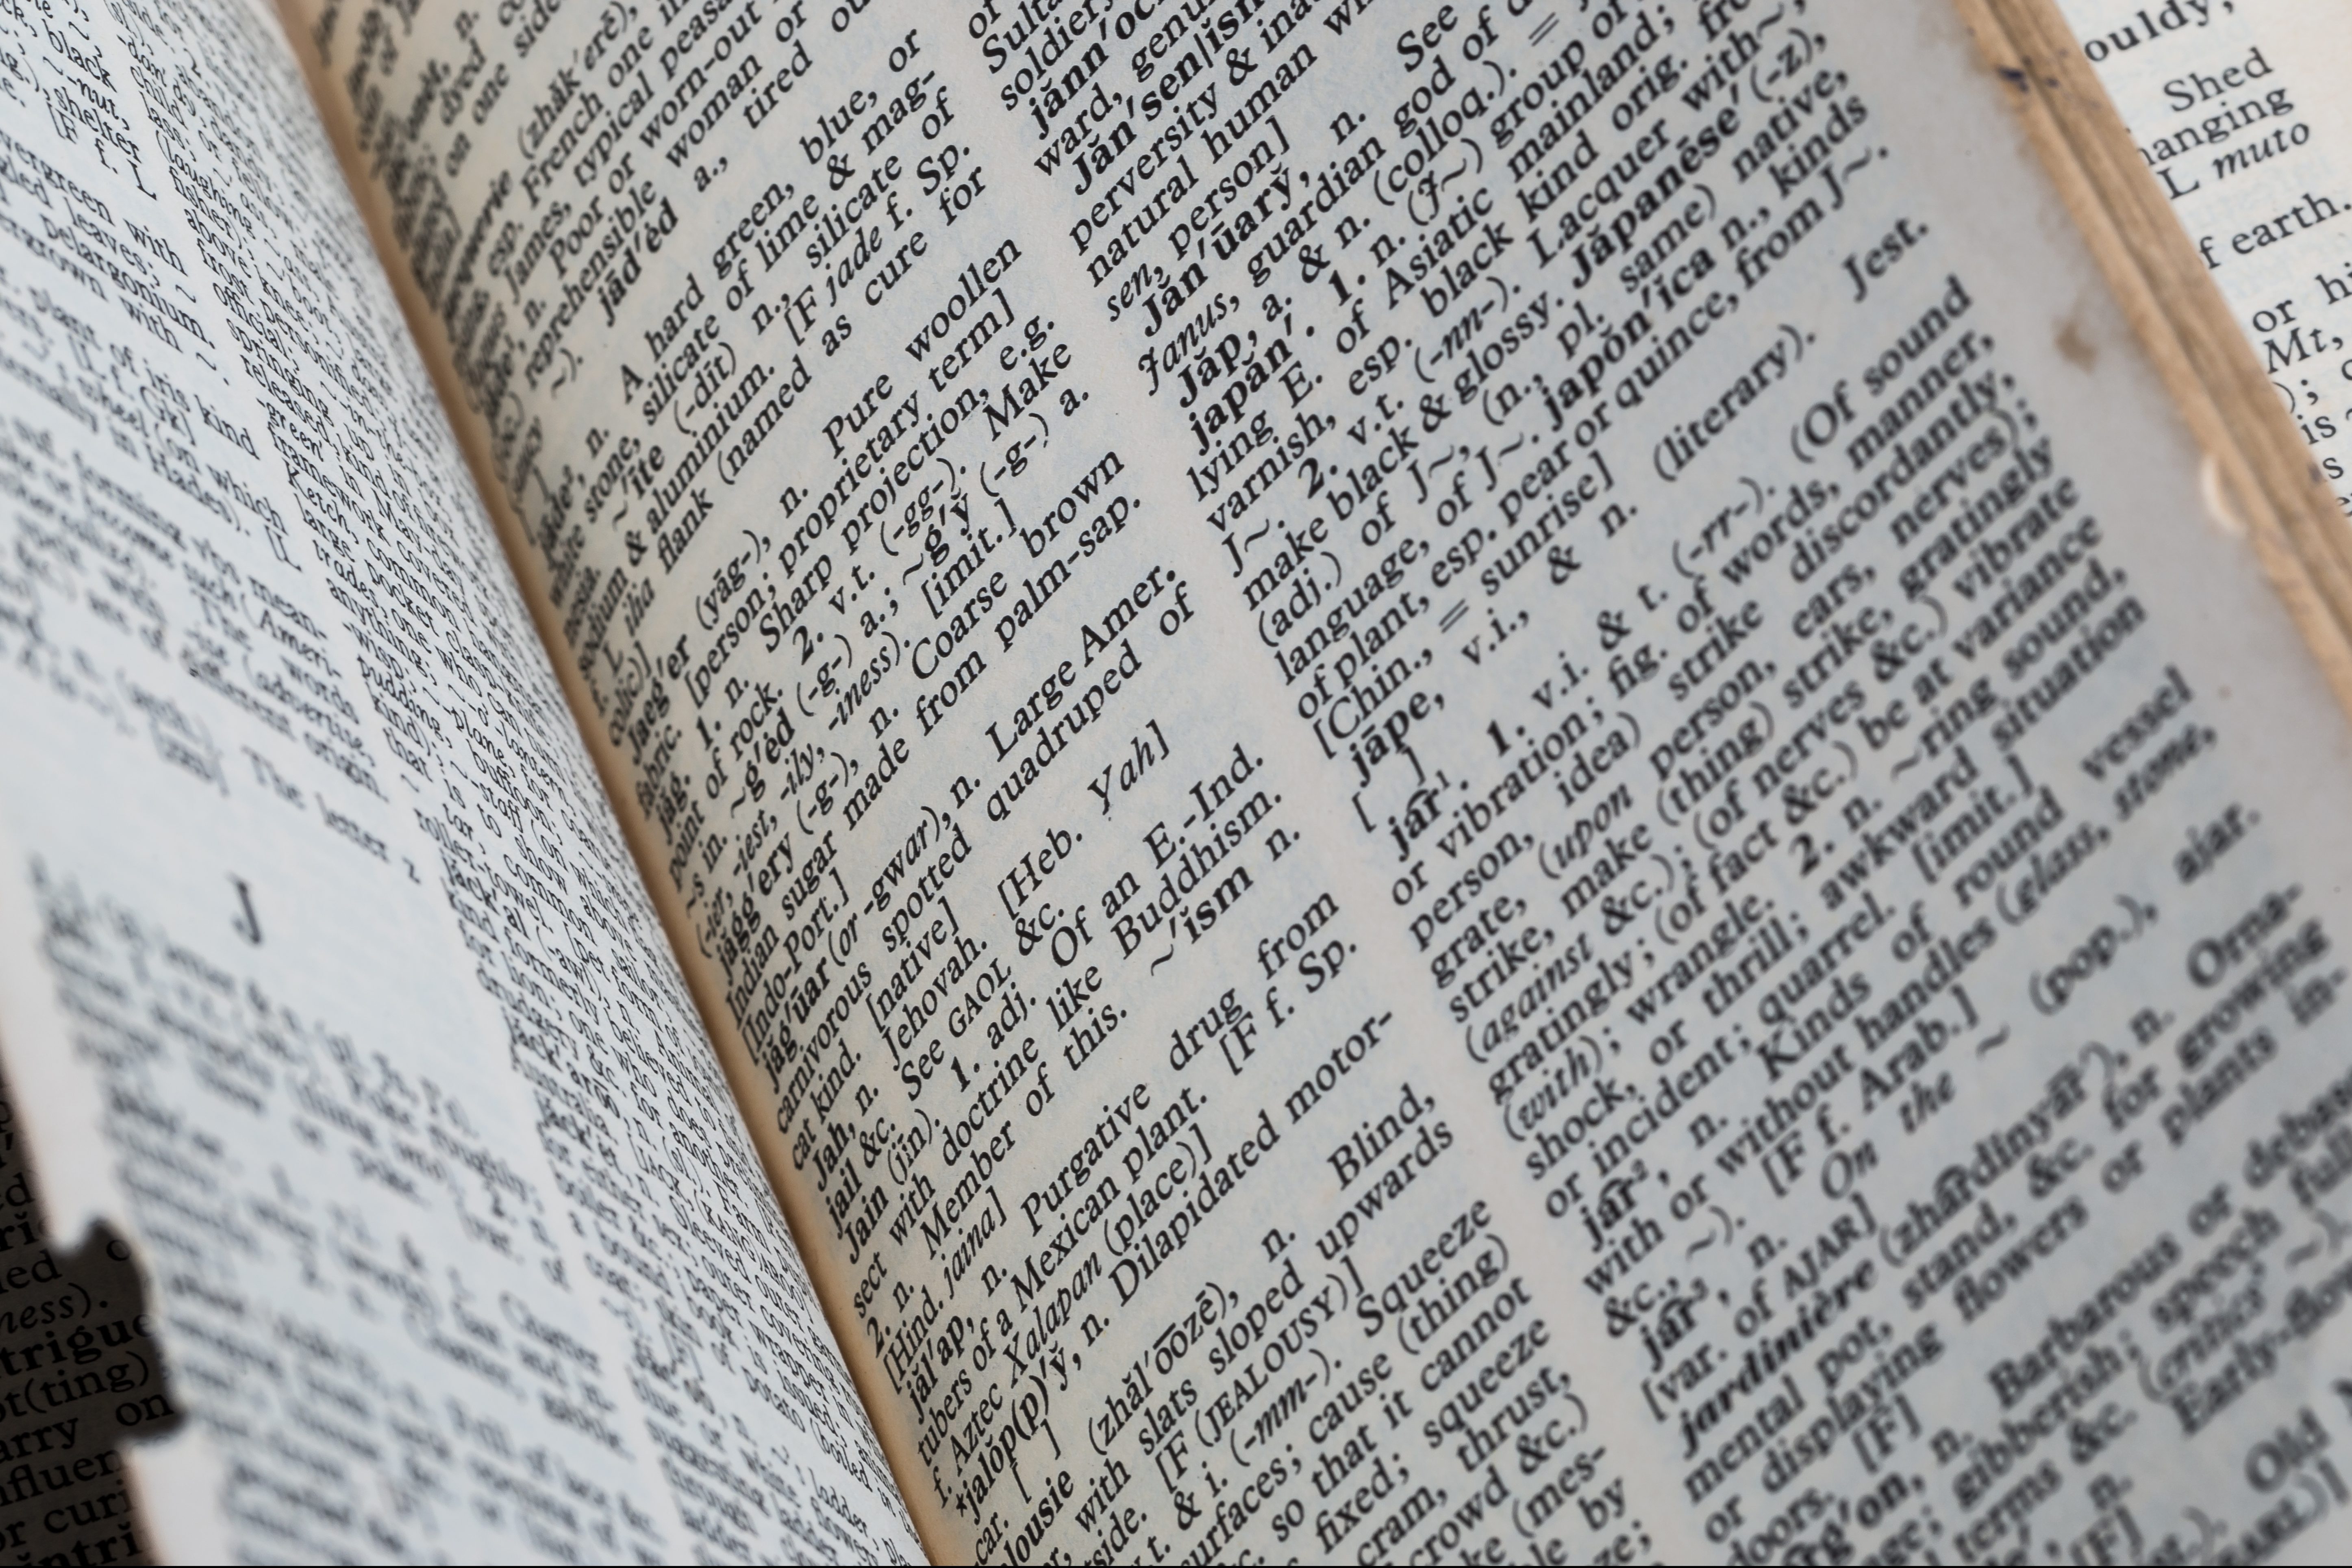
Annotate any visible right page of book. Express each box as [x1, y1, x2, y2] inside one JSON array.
[[290, 0, 2352, 1557], [2061, 0, 2352, 519]]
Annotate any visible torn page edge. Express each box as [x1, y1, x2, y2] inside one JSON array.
[[0, 818, 233, 1564]]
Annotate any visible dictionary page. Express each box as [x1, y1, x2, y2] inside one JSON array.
[[2061, 0, 2352, 515], [289, 0, 2352, 1560], [0, 0, 917, 1559]]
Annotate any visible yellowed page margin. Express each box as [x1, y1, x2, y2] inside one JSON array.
[[2268, 0, 2352, 174], [1950, 0, 2352, 719], [257, 8, 956, 1560]]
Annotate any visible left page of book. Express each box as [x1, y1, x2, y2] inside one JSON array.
[[0, 0, 919, 1560]]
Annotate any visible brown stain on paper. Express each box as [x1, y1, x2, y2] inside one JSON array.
[[2056, 315, 2099, 370]]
